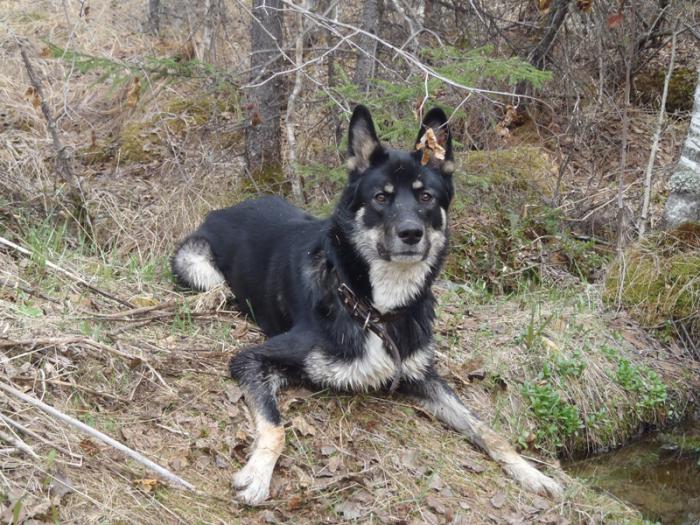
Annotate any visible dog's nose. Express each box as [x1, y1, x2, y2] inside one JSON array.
[[397, 224, 424, 245]]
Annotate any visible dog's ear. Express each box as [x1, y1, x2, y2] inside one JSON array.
[[348, 105, 384, 173], [414, 107, 454, 175]]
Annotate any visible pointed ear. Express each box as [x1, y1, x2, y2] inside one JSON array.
[[415, 107, 454, 175], [347, 105, 383, 173]]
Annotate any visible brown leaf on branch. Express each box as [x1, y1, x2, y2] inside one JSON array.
[[25, 86, 41, 109], [416, 127, 446, 166], [126, 76, 141, 108]]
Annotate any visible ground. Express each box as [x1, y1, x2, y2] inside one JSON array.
[[1, 1, 699, 523], [1, 218, 697, 523]]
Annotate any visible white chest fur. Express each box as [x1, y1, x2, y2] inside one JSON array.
[[305, 335, 432, 391]]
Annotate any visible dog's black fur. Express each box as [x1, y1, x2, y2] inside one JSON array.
[[171, 106, 562, 504]]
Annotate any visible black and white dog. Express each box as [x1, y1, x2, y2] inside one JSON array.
[[171, 106, 563, 504]]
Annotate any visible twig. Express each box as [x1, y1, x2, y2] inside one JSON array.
[[0, 235, 134, 308], [640, 29, 677, 237], [0, 428, 39, 459], [88, 300, 177, 319], [0, 381, 195, 491], [17, 39, 79, 191], [0, 412, 83, 460]]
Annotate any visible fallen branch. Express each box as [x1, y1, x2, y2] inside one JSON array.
[[0, 427, 39, 459], [0, 235, 134, 308], [0, 381, 195, 491], [0, 412, 83, 460]]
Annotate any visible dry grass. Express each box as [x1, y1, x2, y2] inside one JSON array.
[[1, 1, 698, 523], [605, 225, 700, 355], [1, 235, 659, 524]]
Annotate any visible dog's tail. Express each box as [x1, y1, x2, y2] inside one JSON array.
[[171, 236, 226, 291]]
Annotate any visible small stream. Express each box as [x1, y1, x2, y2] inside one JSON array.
[[565, 421, 700, 525]]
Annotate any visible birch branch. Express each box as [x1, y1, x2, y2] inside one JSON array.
[[285, 0, 308, 201], [0, 381, 195, 491]]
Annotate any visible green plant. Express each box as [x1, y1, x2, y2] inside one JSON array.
[[521, 381, 582, 450]]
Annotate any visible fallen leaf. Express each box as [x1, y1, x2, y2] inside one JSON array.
[[490, 491, 506, 509], [607, 13, 623, 28], [428, 473, 443, 491], [48, 470, 73, 501], [291, 415, 316, 436], [426, 494, 446, 514], [132, 478, 163, 493], [79, 438, 100, 456], [225, 384, 244, 404], [335, 500, 364, 520]]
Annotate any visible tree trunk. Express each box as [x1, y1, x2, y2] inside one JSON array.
[[146, 0, 160, 35], [664, 66, 700, 229], [354, 0, 379, 94], [245, 0, 284, 180], [528, 0, 572, 69]]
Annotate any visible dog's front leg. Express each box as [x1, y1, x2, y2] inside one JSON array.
[[403, 373, 564, 499], [228, 331, 311, 505]]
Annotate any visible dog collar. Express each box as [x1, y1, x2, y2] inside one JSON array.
[[336, 279, 404, 392]]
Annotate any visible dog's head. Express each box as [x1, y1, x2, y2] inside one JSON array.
[[340, 105, 454, 266]]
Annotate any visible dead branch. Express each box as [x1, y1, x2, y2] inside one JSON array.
[[0, 235, 134, 309], [0, 412, 83, 460], [0, 427, 39, 459], [17, 39, 82, 198], [639, 29, 677, 237], [0, 381, 195, 491]]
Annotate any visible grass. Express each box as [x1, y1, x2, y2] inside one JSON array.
[[605, 226, 700, 348], [2, 207, 683, 523], [0, 2, 696, 520]]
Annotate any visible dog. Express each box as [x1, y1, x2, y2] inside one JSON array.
[[171, 106, 563, 505]]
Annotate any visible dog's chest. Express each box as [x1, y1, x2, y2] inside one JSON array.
[[305, 333, 432, 391]]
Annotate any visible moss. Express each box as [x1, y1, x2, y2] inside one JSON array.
[[240, 163, 290, 196], [635, 66, 697, 113], [446, 147, 610, 290], [604, 227, 700, 340], [118, 122, 164, 163]]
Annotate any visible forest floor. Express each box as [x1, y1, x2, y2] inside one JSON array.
[[2, 1, 700, 523], [1, 199, 698, 524]]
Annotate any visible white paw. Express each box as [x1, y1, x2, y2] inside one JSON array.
[[232, 463, 273, 505], [505, 460, 564, 499]]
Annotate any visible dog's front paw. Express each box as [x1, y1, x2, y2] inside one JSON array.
[[232, 464, 273, 505], [505, 460, 564, 499]]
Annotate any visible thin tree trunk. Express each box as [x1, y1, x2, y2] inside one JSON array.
[[354, 0, 379, 94], [285, 2, 308, 201], [528, 0, 571, 69], [245, 0, 284, 180], [146, 0, 160, 35], [639, 30, 676, 237], [664, 65, 700, 229], [617, 57, 632, 250]]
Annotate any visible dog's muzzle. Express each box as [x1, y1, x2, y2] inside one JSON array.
[[384, 221, 429, 262]]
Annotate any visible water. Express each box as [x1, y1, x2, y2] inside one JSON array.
[[566, 421, 700, 525]]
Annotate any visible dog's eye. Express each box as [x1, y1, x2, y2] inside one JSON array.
[[420, 191, 433, 203], [374, 192, 388, 204]]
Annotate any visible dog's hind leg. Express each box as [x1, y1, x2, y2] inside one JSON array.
[[228, 331, 311, 505], [171, 236, 225, 291], [401, 372, 564, 499]]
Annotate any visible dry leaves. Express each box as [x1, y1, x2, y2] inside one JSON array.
[[416, 128, 446, 166]]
